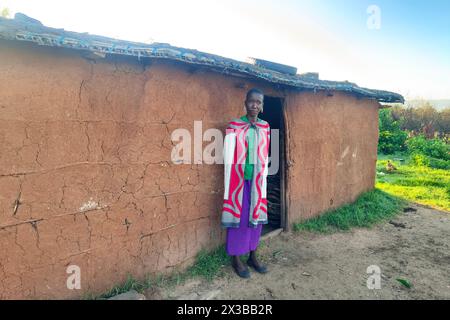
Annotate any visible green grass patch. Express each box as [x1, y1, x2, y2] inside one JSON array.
[[184, 245, 230, 281], [95, 274, 146, 300], [84, 245, 231, 299], [376, 154, 450, 211], [293, 189, 405, 233]]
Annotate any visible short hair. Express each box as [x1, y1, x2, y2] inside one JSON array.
[[246, 88, 264, 101]]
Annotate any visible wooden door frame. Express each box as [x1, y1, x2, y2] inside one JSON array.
[[279, 97, 289, 231]]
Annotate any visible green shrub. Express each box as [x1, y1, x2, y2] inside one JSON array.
[[378, 109, 408, 154], [428, 157, 450, 170], [411, 152, 430, 167], [406, 135, 450, 160], [379, 130, 408, 154], [410, 151, 450, 170]]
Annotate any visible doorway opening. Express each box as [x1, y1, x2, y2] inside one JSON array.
[[258, 96, 287, 235]]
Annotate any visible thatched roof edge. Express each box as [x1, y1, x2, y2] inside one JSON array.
[[0, 16, 404, 103]]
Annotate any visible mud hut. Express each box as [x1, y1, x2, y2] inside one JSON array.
[[0, 15, 403, 299]]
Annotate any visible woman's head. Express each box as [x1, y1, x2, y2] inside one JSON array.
[[245, 88, 264, 117]]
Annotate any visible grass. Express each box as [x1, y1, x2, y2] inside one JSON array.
[[84, 245, 231, 299], [293, 152, 449, 234], [95, 274, 146, 300], [376, 153, 450, 212], [185, 245, 230, 281], [293, 189, 406, 233]]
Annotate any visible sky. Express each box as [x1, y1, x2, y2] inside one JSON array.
[[2, 0, 449, 100]]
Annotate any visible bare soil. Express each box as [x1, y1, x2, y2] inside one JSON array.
[[149, 203, 450, 300]]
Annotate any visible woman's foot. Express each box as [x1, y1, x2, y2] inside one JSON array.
[[231, 256, 250, 279], [247, 251, 268, 274]]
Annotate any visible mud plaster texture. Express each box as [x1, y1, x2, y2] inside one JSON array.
[[0, 41, 380, 299]]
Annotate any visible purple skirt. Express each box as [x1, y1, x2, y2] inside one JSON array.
[[225, 180, 263, 256]]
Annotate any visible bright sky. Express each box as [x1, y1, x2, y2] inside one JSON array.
[[2, 0, 449, 100]]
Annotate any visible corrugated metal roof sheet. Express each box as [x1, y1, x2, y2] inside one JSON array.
[[0, 14, 404, 103]]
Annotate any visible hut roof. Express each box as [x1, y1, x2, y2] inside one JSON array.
[[0, 14, 404, 103]]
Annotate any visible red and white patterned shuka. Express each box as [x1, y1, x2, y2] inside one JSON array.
[[221, 117, 270, 229]]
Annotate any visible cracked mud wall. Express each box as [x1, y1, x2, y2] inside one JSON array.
[[0, 40, 379, 299], [285, 91, 380, 222], [0, 41, 285, 299]]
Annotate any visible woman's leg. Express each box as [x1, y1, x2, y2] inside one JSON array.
[[231, 255, 246, 271], [248, 248, 268, 273], [247, 209, 267, 273], [249, 249, 264, 266], [226, 180, 253, 277], [247, 207, 265, 270]]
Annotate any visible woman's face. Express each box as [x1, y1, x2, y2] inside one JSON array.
[[245, 93, 264, 117]]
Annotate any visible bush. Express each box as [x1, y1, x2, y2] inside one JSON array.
[[428, 157, 450, 170], [378, 109, 408, 154], [379, 130, 408, 154], [411, 152, 430, 167], [410, 151, 450, 170], [406, 135, 450, 160]]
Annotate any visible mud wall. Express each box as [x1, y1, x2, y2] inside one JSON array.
[[0, 40, 379, 299], [285, 91, 380, 222], [0, 40, 285, 299]]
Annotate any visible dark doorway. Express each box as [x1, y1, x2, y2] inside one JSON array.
[[258, 96, 286, 235]]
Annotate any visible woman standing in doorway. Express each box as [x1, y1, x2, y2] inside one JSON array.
[[222, 88, 270, 278]]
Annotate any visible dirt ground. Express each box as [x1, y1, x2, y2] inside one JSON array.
[[149, 203, 449, 300]]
